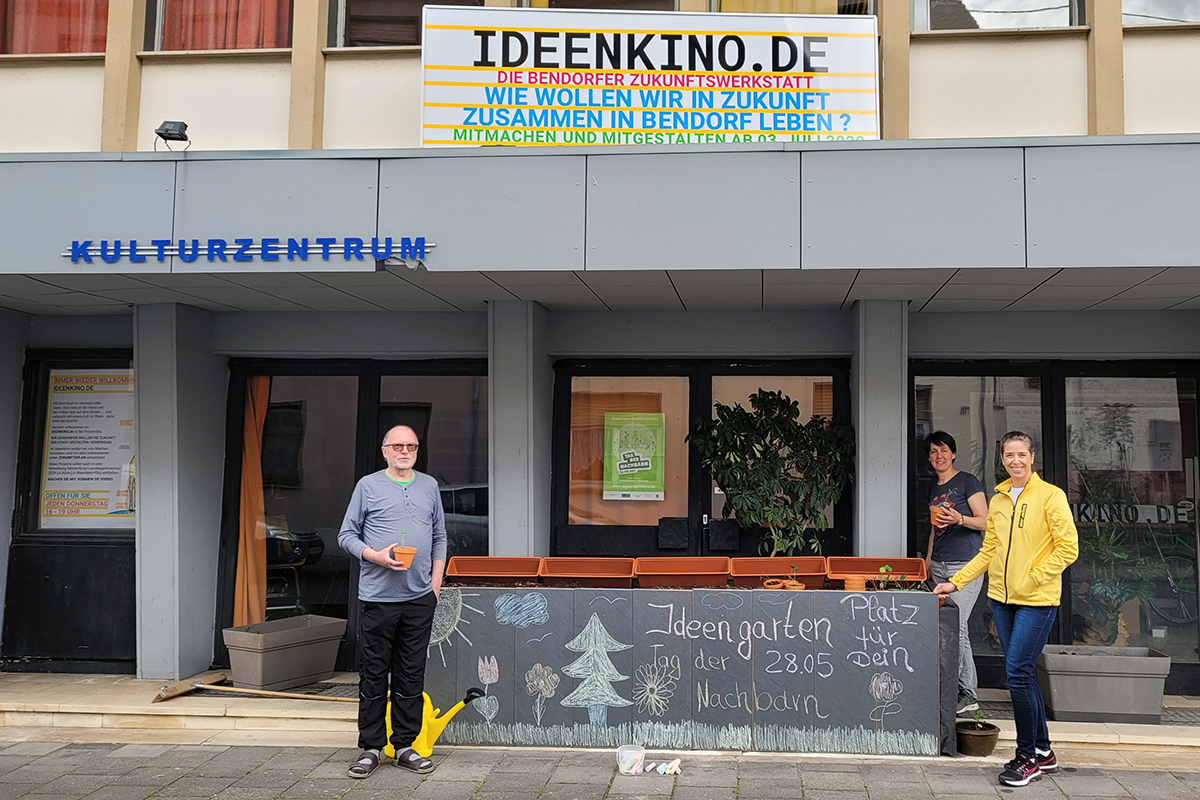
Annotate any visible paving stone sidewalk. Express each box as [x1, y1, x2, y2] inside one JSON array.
[[0, 741, 1198, 800]]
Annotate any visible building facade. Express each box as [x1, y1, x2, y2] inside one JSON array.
[[1, 0, 1199, 696]]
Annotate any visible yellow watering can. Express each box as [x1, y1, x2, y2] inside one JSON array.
[[385, 687, 485, 759]]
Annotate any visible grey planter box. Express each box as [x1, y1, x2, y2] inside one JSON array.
[[1036, 645, 1171, 724], [222, 614, 347, 691]]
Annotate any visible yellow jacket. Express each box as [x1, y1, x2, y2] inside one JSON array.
[[950, 472, 1079, 606]]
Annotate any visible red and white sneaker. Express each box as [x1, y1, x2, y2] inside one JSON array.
[[999, 752, 1043, 787], [1035, 748, 1058, 774]]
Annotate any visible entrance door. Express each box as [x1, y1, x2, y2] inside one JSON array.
[[551, 361, 851, 558], [215, 360, 488, 671], [1064, 376, 1199, 667], [2, 350, 136, 673]]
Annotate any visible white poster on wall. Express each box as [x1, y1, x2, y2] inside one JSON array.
[[422, 5, 879, 147], [40, 369, 136, 529]]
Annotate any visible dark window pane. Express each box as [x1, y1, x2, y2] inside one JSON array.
[[380, 375, 488, 556], [341, 0, 482, 46]]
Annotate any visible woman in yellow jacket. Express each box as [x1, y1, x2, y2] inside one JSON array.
[[934, 431, 1078, 788]]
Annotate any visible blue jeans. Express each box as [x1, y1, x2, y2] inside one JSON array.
[[991, 601, 1057, 757]]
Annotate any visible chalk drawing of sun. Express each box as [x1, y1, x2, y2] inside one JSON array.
[[429, 587, 485, 667]]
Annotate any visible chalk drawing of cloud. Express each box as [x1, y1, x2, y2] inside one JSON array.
[[495, 593, 550, 628], [700, 593, 744, 611]]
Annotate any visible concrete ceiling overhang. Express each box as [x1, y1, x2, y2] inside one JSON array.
[[2, 265, 1200, 316]]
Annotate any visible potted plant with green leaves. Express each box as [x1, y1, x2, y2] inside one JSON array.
[[955, 709, 999, 757], [686, 388, 854, 556]]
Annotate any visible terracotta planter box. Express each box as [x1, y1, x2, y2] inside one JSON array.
[[222, 614, 347, 691], [539, 557, 635, 588], [445, 556, 542, 585], [634, 557, 730, 588], [1037, 645, 1171, 724], [826, 557, 927, 589], [730, 556, 827, 588]]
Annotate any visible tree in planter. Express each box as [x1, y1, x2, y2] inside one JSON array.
[[686, 388, 855, 556]]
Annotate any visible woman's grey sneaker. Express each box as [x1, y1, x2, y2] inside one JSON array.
[[956, 692, 980, 714], [1035, 748, 1058, 773], [998, 752, 1043, 787], [348, 750, 380, 779], [395, 747, 435, 774]]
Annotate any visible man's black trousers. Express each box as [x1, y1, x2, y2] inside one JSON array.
[[357, 592, 437, 752]]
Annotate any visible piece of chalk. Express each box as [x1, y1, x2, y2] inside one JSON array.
[[667, 759, 681, 775], [657, 763, 668, 774], [644, 763, 655, 772]]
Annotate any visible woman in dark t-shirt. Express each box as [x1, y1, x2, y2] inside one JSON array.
[[925, 431, 988, 714]]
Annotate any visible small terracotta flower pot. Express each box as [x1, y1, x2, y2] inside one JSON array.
[[763, 578, 786, 590], [843, 574, 868, 592], [392, 546, 417, 569], [782, 580, 806, 590]]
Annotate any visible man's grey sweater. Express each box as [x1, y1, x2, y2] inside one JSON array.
[[338, 470, 447, 602]]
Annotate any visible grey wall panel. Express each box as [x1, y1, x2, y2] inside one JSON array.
[[801, 148, 1025, 270], [548, 310, 853, 357], [172, 159, 380, 273], [909, 309, 1200, 359], [29, 315, 133, 348], [210, 311, 488, 357], [1026, 144, 1200, 268], [585, 152, 800, 271], [0, 161, 175, 275], [379, 156, 586, 272]]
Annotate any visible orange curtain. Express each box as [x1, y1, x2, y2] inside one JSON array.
[[233, 376, 270, 627], [2, 0, 109, 54], [162, 0, 290, 51]]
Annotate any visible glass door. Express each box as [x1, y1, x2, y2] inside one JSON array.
[[705, 374, 840, 556], [217, 359, 488, 672], [912, 373, 1046, 663], [1065, 377, 1199, 663], [258, 376, 360, 624]]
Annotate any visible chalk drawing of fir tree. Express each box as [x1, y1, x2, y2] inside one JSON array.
[[560, 613, 633, 726]]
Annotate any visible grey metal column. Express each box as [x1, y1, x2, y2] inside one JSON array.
[[134, 304, 229, 679], [852, 300, 909, 557], [0, 310, 28, 638], [488, 301, 553, 557]]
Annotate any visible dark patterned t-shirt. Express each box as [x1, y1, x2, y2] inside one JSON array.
[[929, 471, 986, 563]]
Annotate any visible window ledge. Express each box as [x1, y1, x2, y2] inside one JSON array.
[[323, 45, 422, 57], [137, 48, 292, 61], [911, 25, 1089, 41], [1124, 22, 1200, 33], [0, 52, 105, 64]]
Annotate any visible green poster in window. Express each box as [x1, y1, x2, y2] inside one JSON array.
[[603, 412, 665, 501]]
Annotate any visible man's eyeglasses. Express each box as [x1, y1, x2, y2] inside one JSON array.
[[384, 443, 419, 452]]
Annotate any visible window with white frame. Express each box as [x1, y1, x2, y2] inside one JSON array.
[[912, 0, 1085, 32]]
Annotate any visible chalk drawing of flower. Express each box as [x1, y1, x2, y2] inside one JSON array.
[[525, 663, 560, 725], [868, 672, 903, 703], [478, 655, 499, 687], [632, 662, 676, 717], [526, 663, 560, 698], [868, 672, 903, 722]]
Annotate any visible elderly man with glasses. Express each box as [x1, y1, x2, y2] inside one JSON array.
[[338, 424, 446, 779]]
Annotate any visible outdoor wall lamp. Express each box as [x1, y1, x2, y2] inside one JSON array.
[[154, 121, 190, 151]]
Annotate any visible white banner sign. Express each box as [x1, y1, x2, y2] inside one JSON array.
[[422, 6, 878, 147], [40, 369, 136, 529]]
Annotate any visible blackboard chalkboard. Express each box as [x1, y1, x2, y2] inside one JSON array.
[[428, 587, 939, 755]]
